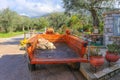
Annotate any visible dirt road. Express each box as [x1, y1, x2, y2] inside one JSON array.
[[0, 35, 86, 80]]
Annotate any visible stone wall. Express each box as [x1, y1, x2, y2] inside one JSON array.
[[104, 14, 114, 46], [104, 13, 120, 46]]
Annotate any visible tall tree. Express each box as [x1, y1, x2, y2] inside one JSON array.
[[38, 17, 49, 29], [47, 12, 69, 29], [16, 16, 31, 31], [68, 15, 83, 30], [0, 8, 18, 32], [63, 0, 116, 27]]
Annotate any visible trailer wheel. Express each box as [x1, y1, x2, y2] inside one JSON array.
[[71, 62, 80, 70], [28, 63, 36, 71]]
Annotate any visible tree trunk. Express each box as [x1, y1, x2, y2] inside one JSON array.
[[22, 26, 24, 32], [4, 24, 8, 33], [4, 28, 8, 33], [10, 25, 13, 32], [27, 26, 30, 31], [90, 9, 99, 27]]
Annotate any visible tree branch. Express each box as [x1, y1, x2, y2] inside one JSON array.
[[92, 0, 110, 5]]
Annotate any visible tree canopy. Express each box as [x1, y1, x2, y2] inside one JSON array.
[[63, 0, 117, 27]]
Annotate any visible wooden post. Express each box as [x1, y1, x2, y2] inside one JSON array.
[[24, 32, 26, 39]]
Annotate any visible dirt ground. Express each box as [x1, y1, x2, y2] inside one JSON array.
[[0, 35, 86, 80]]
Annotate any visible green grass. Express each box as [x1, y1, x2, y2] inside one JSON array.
[[0, 31, 23, 38]]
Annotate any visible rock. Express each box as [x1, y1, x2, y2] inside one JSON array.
[[46, 42, 56, 49], [37, 38, 56, 50], [36, 43, 47, 50]]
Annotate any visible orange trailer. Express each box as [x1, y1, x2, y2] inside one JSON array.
[[26, 30, 88, 71]]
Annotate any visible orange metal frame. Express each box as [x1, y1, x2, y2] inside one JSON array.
[[27, 33, 88, 64]]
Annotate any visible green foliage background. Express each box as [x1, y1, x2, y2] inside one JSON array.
[[0, 4, 114, 36]]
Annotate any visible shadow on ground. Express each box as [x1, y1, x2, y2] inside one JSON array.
[[0, 54, 86, 80], [0, 38, 23, 45], [0, 54, 30, 80], [31, 64, 86, 80]]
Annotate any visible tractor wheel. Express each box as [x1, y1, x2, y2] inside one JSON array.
[[28, 63, 36, 71], [71, 62, 80, 70]]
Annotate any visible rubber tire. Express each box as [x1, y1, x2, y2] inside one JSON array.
[[28, 63, 36, 71], [71, 62, 80, 70]]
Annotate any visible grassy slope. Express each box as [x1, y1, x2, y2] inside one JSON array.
[[0, 32, 23, 38]]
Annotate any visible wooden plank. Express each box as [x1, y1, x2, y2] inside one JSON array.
[[31, 58, 88, 64]]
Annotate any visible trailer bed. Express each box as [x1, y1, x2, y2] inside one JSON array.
[[34, 43, 79, 59], [27, 33, 88, 66]]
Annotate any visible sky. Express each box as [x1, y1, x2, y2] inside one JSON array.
[[0, 0, 64, 17]]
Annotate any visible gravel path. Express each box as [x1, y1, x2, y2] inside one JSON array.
[[0, 35, 86, 80], [0, 35, 24, 54]]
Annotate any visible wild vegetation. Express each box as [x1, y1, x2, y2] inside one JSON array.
[[0, 0, 118, 36]]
